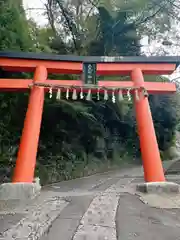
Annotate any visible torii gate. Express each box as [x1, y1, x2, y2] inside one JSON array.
[[0, 52, 178, 184]]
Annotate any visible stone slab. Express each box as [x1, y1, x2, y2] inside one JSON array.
[[73, 224, 116, 240], [0, 182, 41, 201], [43, 218, 80, 240], [116, 193, 180, 240], [58, 196, 93, 220], [136, 182, 180, 194], [1, 196, 68, 239], [0, 213, 24, 236], [138, 192, 180, 209], [79, 192, 119, 228], [42, 196, 93, 240]]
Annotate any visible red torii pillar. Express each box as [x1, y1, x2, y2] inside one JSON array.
[[132, 68, 165, 182], [13, 66, 47, 182], [0, 53, 177, 183]]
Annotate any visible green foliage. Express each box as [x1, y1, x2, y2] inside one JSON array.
[[150, 94, 179, 150], [0, 0, 32, 51]]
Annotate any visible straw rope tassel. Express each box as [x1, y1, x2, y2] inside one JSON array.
[[80, 88, 84, 99], [118, 89, 124, 101], [127, 89, 131, 101], [66, 88, 70, 100], [104, 89, 108, 101], [112, 89, 116, 103], [97, 88, 100, 101], [86, 89, 92, 101], [56, 88, 61, 100], [49, 87, 53, 99], [72, 88, 78, 100], [134, 89, 139, 101]]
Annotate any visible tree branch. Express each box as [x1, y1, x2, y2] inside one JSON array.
[[111, 6, 163, 38], [55, 0, 79, 53], [44, 0, 57, 34], [135, 6, 163, 27], [87, 0, 98, 8], [152, 0, 180, 22], [25, 8, 46, 11]]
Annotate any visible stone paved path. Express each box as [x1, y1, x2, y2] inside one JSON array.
[[1, 164, 180, 239]]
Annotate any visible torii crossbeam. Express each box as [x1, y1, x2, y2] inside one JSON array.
[[0, 52, 178, 183]]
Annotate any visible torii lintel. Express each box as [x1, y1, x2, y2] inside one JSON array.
[[0, 51, 179, 75], [0, 51, 179, 93]]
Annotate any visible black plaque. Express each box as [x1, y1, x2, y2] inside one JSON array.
[[83, 62, 97, 84]]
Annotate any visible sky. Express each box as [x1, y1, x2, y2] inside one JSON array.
[[23, 0, 48, 25]]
